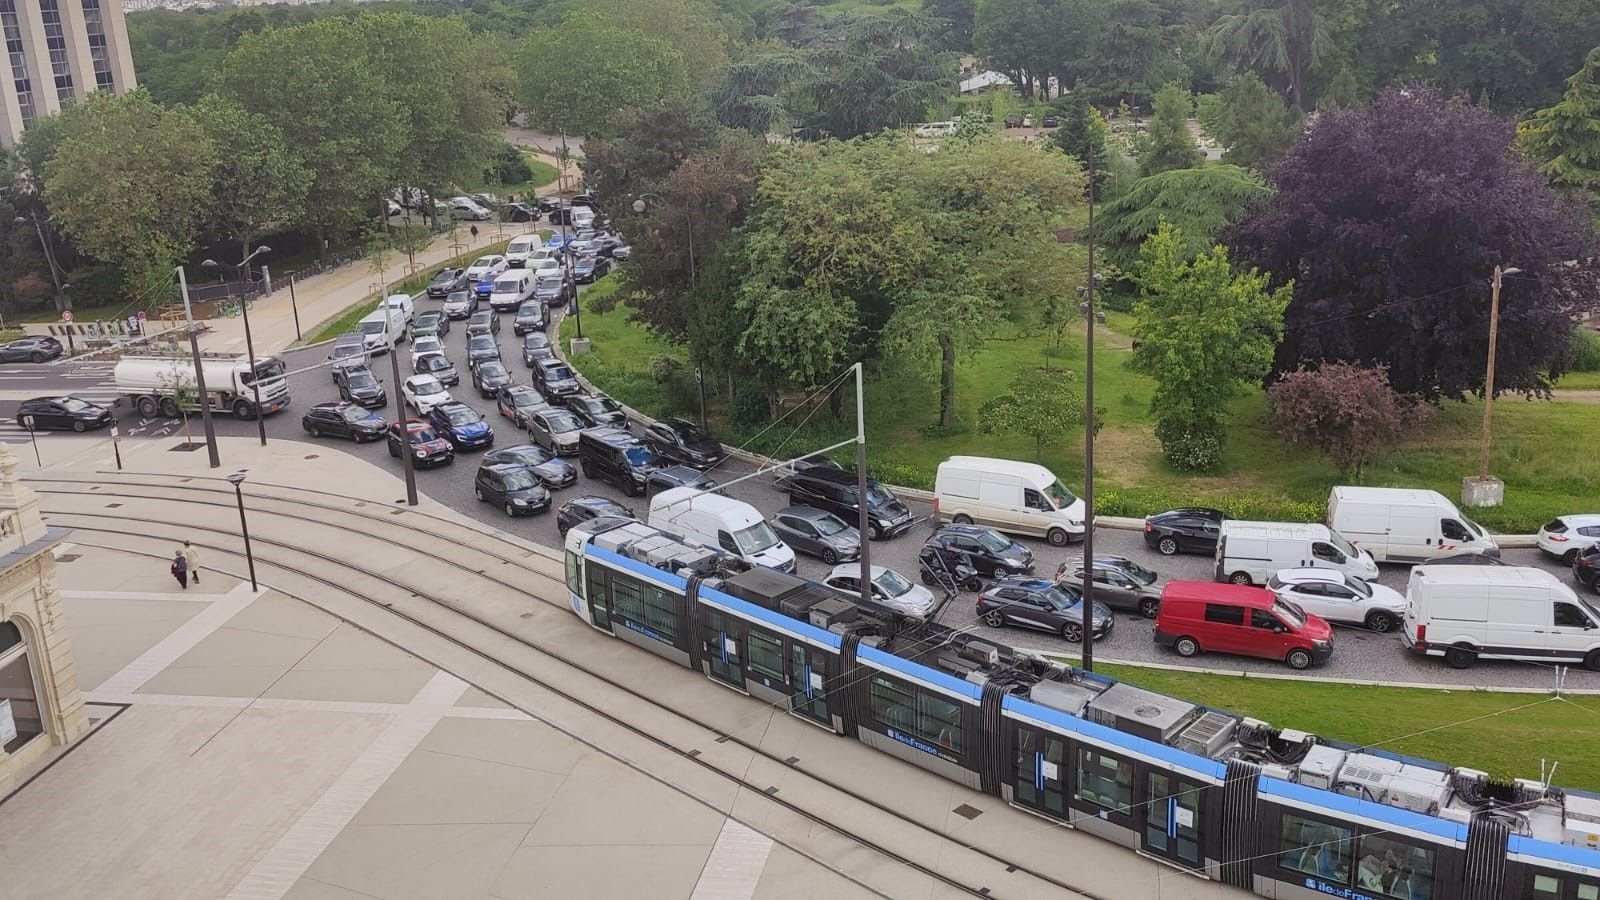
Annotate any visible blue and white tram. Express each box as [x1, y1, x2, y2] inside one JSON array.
[[563, 519, 1600, 900]]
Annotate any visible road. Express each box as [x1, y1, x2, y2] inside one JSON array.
[[5, 287, 1594, 693]]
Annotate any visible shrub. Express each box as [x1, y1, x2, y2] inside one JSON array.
[[587, 288, 621, 314], [489, 142, 533, 186], [1154, 417, 1224, 472], [648, 355, 685, 383], [1267, 362, 1421, 479], [729, 386, 770, 431], [1568, 327, 1600, 373]]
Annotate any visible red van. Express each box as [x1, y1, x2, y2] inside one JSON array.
[[1153, 581, 1334, 669]]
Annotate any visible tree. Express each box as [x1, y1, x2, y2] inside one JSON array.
[[1052, 97, 1111, 198], [517, 13, 690, 140], [1212, 72, 1301, 169], [797, 11, 955, 139], [1203, 0, 1334, 109], [1132, 221, 1290, 471], [1267, 362, 1422, 478], [158, 367, 199, 447], [708, 48, 811, 135], [579, 100, 724, 205], [1077, 0, 1179, 108], [192, 95, 311, 260], [974, 0, 1049, 98], [1137, 84, 1203, 176], [585, 0, 730, 87], [1225, 86, 1600, 400], [923, 0, 977, 51], [980, 367, 1084, 460], [1101, 165, 1273, 271], [1519, 47, 1600, 214]]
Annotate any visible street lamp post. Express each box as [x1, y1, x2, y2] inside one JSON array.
[[176, 265, 221, 468], [632, 193, 696, 285], [1465, 264, 1522, 509], [204, 246, 272, 446], [225, 472, 258, 591], [373, 250, 418, 507], [13, 212, 68, 311]]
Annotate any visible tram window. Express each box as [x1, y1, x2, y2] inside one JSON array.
[[870, 676, 918, 736], [565, 551, 583, 597], [610, 575, 646, 625], [1530, 875, 1560, 900], [641, 584, 679, 642], [1074, 748, 1133, 812], [747, 631, 785, 682], [868, 676, 962, 753], [1278, 814, 1352, 883], [919, 693, 962, 753], [1583, 884, 1600, 900], [1353, 834, 1434, 899]]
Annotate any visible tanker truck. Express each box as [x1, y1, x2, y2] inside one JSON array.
[[113, 353, 290, 420]]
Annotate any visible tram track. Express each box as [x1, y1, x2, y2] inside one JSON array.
[[33, 474, 1116, 900]]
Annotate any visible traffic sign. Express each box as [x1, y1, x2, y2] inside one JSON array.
[[20, 415, 33, 430]]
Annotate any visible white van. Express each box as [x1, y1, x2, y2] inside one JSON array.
[[356, 307, 407, 354], [488, 272, 536, 312], [504, 233, 544, 268], [383, 292, 414, 326], [914, 121, 958, 137], [933, 456, 1085, 546], [647, 486, 797, 574], [1402, 566, 1600, 670], [1215, 521, 1378, 586], [1328, 486, 1498, 563]]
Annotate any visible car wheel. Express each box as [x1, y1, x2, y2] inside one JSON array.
[[309, 425, 321, 438], [1229, 571, 1253, 586], [1444, 645, 1477, 669], [821, 547, 838, 565], [1157, 536, 1179, 556], [983, 610, 1005, 628], [1585, 649, 1600, 672], [30, 352, 44, 363], [137, 396, 159, 418], [580, 459, 595, 477], [1062, 622, 1084, 643], [1364, 611, 1396, 633], [557, 521, 570, 536], [1286, 648, 1312, 670], [963, 575, 984, 593], [952, 514, 973, 525], [72, 420, 86, 433], [1174, 636, 1200, 657], [1138, 597, 1159, 619], [505, 502, 516, 517], [1047, 528, 1069, 547], [920, 568, 936, 585], [233, 400, 253, 420], [621, 478, 638, 497], [388, 443, 398, 458], [869, 523, 883, 541], [1563, 549, 1579, 565]]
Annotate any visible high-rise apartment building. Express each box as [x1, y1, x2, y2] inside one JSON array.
[[0, 0, 135, 146]]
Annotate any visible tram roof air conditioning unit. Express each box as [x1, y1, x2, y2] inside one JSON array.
[[1337, 753, 1450, 815], [1086, 683, 1199, 744], [1296, 745, 1346, 791], [959, 641, 1000, 668], [1028, 679, 1100, 717], [1174, 711, 1237, 758], [808, 596, 860, 630]]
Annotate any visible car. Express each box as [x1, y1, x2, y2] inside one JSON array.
[[535, 197, 561, 214], [470, 192, 500, 209], [449, 197, 492, 221], [412, 310, 449, 339], [556, 495, 637, 535], [442, 289, 477, 319], [824, 564, 937, 620], [784, 466, 913, 540], [513, 301, 546, 336], [413, 352, 459, 387], [327, 334, 369, 381], [426, 401, 494, 450], [496, 384, 548, 428], [465, 310, 500, 338], [1575, 544, 1600, 593], [772, 452, 845, 491], [386, 419, 454, 467], [1055, 555, 1163, 618], [565, 393, 627, 428], [474, 463, 551, 517], [301, 401, 386, 442], [1538, 515, 1600, 564], [0, 336, 63, 363], [570, 193, 598, 208], [532, 358, 581, 402], [545, 231, 575, 251], [465, 334, 501, 368], [577, 426, 661, 495], [472, 360, 513, 398], [426, 268, 468, 298], [527, 405, 584, 455], [522, 331, 555, 366], [592, 234, 629, 258], [1267, 567, 1407, 633], [1155, 581, 1333, 669], [409, 335, 445, 364], [640, 417, 725, 470], [645, 465, 717, 498], [1041, 115, 1059, 128], [976, 577, 1114, 642], [771, 506, 860, 564], [483, 443, 577, 489], [16, 395, 113, 432], [465, 254, 507, 284], [533, 274, 574, 307], [1420, 552, 1507, 566], [334, 365, 387, 408], [571, 254, 612, 284], [1143, 507, 1227, 556], [402, 374, 452, 415], [923, 525, 1034, 579], [503, 202, 539, 223]]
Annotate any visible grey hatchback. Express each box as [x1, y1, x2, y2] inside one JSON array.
[[771, 506, 860, 565], [1053, 555, 1163, 618]]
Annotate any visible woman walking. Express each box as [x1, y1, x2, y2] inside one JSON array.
[[170, 550, 189, 590], [183, 541, 200, 585]]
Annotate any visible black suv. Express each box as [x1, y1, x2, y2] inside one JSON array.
[[578, 426, 661, 496], [513, 301, 546, 336], [474, 463, 551, 517], [556, 496, 636, 535], [645, 464, 717, 498], [922, 525, 1033, 578], [522, 332, 555, 366], [975, 577, 1114, 643], [532, 358, 580, 402], [334, 365, 387, 408], [1143, 507, 1226, 556], [566, 393, 627, 428], [641, 418, 725, 469], [1054, 555, 1163, 618], [785, 467, 913, 541]]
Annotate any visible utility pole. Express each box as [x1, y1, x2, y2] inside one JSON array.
[[1478, 265, 1516, 477], [1081, 150, 1096, 674], [177, 266, 221, 468], [854, 363, 871, 611]]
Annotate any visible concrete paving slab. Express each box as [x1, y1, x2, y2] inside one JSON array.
[[300, 822, 532, 900], [519, 751, 729, 850], [349, 738, 566, 826], [750, 844, 881, 900], [414, 716, 583, 777], [135, 621, 322, 698], [221, 591, 342, 642], [54, 552, 242, 596], [261, 622, 435, 704], [453, 684, 511, 709], [280, 878, 380, 900], [59, 595, 208, 692], [491, 844, 713, 900]]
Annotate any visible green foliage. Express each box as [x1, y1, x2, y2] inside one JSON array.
[[1568, 327, 1600, 372], [490, 143, 535, 185], [585, 0, 731, 86], [1211, 72, 1302, 169], [192, 94, 313, 257], [1152, 416, 1226, 471], [1202, 0, 1334, 109], [797, 11, 956, 139], [1519, 47, 1600, 203], [708, 48, 811, 135], [1051, 97, 1111, 197], [974, 0, 1049, 97], [1100, 165, 1273, 271], [1136, 84, 1203, 176], [978, 366, 1083, 460], [517, 13, 690, 138]]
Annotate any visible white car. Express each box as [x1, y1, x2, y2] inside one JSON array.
[[409, 336, 444, 364], [465, 254, 508, 284], [531, 256, 562, 276], [1537, 515, 1600, 564], [824, 564, 937, 620], [449, 197, 491, 221], [1266, 568, 1407, 633], [402, 374, 452, 415], [913, 121, 957, 138]]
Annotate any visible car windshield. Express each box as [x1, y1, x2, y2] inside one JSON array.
[[732, 521, 780, 555], [622, 446, 656, 467], [1328, 529, 1358, 557], [446, 408, 479, 426], [446, 292, 470, 304], [864, 484, 895, 506], [414, 339, 440, 352], [471, 257, 496, 268], [333, 343, 362, 359], [1345, 576, 1374, 598], [420, 357, 448, 372], [546, 412, 580, 433], [339, 407, 370, 423], [874, 569, 913, 597], [469, 338, 494, 350], [349, 373, 376, 389], [525, 334, 549, 348], [974, 530, 1010, 552], [480, 364, 506, 378], [537, 278, 562, 291], [59, 397, 95, 412], [1041, 586, 1079, 611], [512, 392, 540, 407], [1463, 517, 1487, 538], [432, 271, 455, 283], [510, 446, 551, 464], [410, 427, 440, 443], [546, 365, 574, 380], [501, 470, 538, 491], [416, 314, 440, 326], [1117, 559, 1158, 585], [470, 314, 491, 324], [415, 381, 443, 396], [1273, 599, 1307, 628], [358, 320, 386, 335], [1045, 479, 1077, 509], [811, 513, 848, 536]]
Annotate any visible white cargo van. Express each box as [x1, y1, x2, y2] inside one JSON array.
[[933, 456, 1085, 546], [1215, 521, 1378, 586], [488, 272, 536, 312], [356, 307, 407, 354], [1328, 486, 1498, 563], [504, 233, 543, 268], [1402, 566, 1600, 670], [648, 487, 796, 574]]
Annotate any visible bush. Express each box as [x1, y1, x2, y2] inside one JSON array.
[[588, 288, 621, 314], [1569, 327, 1600, 373], [648, 355, 684, 383], [1154, 417, 1225, 472], [729, 386, 770, 431], [489, 142, 533, 186]]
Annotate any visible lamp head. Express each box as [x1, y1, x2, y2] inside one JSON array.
[[631, 199, 646, 213], [1501, 266, 1522, 276], [255, 245, 271, 255], [225, 472, 247, 487], [202, 259, 219, 269]]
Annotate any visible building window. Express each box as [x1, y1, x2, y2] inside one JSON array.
[[0, 0, 33, 123], [81, 0, 113, 91], [0, 620, 43, 754], [37, 0, 74, 103]]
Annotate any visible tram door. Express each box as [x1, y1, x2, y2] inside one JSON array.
[[788, 643, 830, 726], [704, 609, 744, 687], [1143, 772, 1203, 870], [587, 568, 612, 632], [1013, 726, 1067, 817]]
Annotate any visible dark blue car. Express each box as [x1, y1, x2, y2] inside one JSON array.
[[426, 401, 495, 450]]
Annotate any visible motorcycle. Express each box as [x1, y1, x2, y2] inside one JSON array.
[[919, 546, 984, 594]]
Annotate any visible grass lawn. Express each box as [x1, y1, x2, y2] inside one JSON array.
[[816, 0, 920, 10], [1069, 661, 1600, 791], [1555, 370, 1600, 390], [522, 154, 559, 189], [16, 300, 138, 324]]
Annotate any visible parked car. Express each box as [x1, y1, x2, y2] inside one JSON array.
[[483, 443, 577, 489], [334, 365, 386, 408], [772, 506, 860, 564], [1154, 581, 1333, 670], [533, 273, 574, 307], [1267, 568, 1406, 633], [449, 197, 492, 221], [301, 401, 386, 442], [1054, 555, 1163, 618], [785, 466, 912, 540], [328, 334, 369, 381], [412, 310, 449, 339], [413, 352, 459, 387], [465, 254, 507, 283], [1143, 507, 1227, 556], [465, 310, 500, 338], [442, 289, 477, 319], [465, 334, 501, 368], [503, 202, 538, 223], [1538, 515, 1600, 564], [640, 417, 726, 470], [402, 374, 452, 415], [426, 401, 494, 450], [645, 465, 717, 498], [976, 577, 1114, 642], [527, 405, 584, 455], [924, 525, 1034, 578], [0, 336, 63, 363], [1421, 552, 1507, 566], [16, 395, 113, 432], [771, 452, 845, 491], [472, 360, 513, 398], [386, 419, 453, 467], [556, 495, 637, 535], [824, 564, 936, 619], [474, 463, 550, 517], [521, 332, 555, 366], [426, 267, 468, 298], [513, 301, 546, 336], [565, 393, 627, 428], [1041, 115, 1059, 128], [1574, 545, 1600, 593], [409, 335, 445, 364], [496, 384, 547, 428], [578, 426, 662, 496], [532, 358, 580, 402], [571, 254, 611, 283]]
